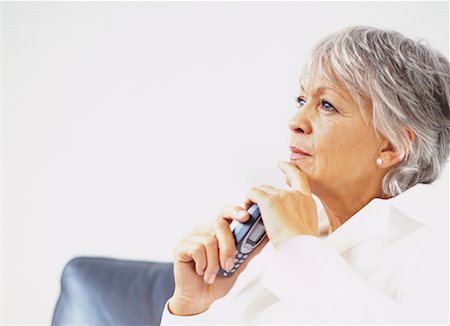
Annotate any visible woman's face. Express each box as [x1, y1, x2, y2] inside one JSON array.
[[288, 75, 383, 198]]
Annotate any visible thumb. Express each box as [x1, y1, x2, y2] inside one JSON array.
[[278, 160, 311, 194]]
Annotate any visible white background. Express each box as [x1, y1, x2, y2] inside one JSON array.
[[2, 1, 449, 324]]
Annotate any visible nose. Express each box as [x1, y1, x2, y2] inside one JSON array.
[[288, 108, 313, 134]]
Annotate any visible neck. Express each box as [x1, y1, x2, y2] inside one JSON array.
[[316, 182, 386, 233]]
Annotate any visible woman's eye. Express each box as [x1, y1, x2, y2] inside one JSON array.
[[320, 99, 337, 113], [296, 96, 306, 108]]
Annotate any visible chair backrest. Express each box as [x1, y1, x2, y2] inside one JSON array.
[[52, 257, 175, 325]]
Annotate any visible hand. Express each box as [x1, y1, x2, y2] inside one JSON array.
[[244, 160, 318, 250], [169, 206, 269, 316]]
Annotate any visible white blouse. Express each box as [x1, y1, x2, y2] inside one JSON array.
[[161, 189, 449, 324]]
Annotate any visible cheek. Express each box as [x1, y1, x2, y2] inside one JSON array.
[[314, 126, 377, 174], [314, 128, 345, 166]]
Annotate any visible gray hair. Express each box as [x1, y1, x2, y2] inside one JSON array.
[[300, 26, 450, 197]]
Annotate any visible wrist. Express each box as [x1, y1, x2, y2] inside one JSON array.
[[168, 296, 210, 316]]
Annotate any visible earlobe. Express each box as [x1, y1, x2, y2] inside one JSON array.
[[376, 151, 402, 168], [377, 138, 400, 168], [377, 127, 416, 168]]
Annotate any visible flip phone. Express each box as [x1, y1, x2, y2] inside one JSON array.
[[217, 203, 267, 277]]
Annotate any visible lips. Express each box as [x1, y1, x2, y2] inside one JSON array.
[[289, 145, 312, 161]]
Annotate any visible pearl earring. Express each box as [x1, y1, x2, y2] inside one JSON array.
[[376, 158, 383, 166]]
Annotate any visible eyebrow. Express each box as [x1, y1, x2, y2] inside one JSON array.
[[317, 86, 347, 101], [301, 85, 348, 102]]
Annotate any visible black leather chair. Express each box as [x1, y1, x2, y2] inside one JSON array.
[[52, 257, 175, 325]]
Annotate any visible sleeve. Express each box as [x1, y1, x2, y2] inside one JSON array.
[[399, 226, 449, 322], [160, 299, 213, 325], [261, 234, 448, 324]]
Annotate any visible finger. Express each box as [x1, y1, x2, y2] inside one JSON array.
[[243, 187, 270, 210], [217, 205, 250, 223], [173, 240, 207, 276], [257, 184, 279, 195], [191, 242, 207, 276], [199, 235, 220, 284], [278, 160, 311, 194], [214, 218, 236, 272], [284, 176, 292, 187]]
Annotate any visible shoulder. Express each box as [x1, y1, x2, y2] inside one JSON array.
[[382, 204, 446, 266]]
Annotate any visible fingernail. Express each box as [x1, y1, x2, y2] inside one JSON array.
[[238, 210, 247, 218], [206, 274, 216, 284], [226, 258, 234, 272]]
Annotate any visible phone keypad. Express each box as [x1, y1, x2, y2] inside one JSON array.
[[218, 205, 266, 278], [219, 247, 252, 277]]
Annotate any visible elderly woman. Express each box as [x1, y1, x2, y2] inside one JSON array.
[[161, 26, 449, 324]]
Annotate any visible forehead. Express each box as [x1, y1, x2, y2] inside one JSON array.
[[300, 75, 350, 102]]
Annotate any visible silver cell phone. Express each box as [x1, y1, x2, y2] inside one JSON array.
[[217, 203, 267, 277]]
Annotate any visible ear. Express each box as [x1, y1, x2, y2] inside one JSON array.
[[377, 127, 416, 168]]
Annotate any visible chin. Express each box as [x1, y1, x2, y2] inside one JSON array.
[[290, 158, 312, 174]]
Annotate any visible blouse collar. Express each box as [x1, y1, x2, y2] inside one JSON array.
[[324, 197, 391, 254]]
